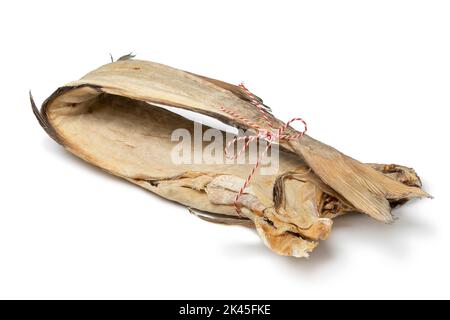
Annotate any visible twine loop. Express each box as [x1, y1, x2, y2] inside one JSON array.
[[220, 83, 307, 216]]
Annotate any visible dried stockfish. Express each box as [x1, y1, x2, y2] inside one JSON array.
[[31, 59, 429, 257]]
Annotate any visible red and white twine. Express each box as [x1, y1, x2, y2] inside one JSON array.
[[220, 83, 308, 216]]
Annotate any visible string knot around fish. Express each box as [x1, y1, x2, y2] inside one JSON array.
[[220, 83, 308, 216]]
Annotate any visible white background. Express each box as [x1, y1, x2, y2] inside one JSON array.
[[0, 0, 448, 299]]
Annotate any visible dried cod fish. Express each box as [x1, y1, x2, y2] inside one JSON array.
[[31, 59, 429, 257]]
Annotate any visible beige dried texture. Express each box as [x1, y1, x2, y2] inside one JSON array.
[[31, 59, 429, 258]]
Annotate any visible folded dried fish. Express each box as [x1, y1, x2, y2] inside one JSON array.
[[31, 59, 429, 257]]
